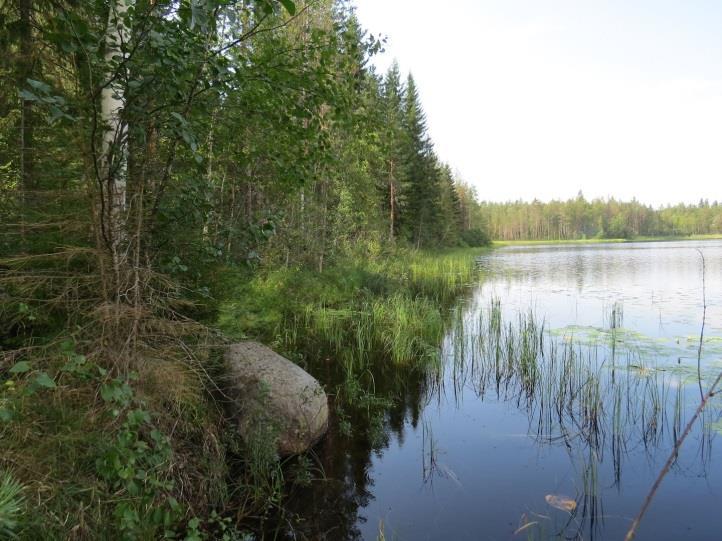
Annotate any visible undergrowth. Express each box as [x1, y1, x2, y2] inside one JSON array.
[[0, 339, 231, 539], [217, 248, 483, 351], [0, 247, 485, 538], [0, 470, 24, 539]]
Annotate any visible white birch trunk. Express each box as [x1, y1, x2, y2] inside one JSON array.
[[101, 0, 131, 244]]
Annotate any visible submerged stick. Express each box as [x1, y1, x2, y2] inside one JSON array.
[[623, 371, 722, 541], [695, 249, 706, 401], [625, 250, 713, 541]]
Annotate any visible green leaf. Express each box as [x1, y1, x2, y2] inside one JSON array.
[[27, 78, 52, 92], [100, 383, 116, 402], [170, 111, 187, 125], [8, 361, 31, 374], [18, 89, 38, 101], [279, 0, 296, 15], [34, 372, 57, 389]]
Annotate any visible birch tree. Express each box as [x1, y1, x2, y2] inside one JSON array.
[[100, 0, 131, 280]]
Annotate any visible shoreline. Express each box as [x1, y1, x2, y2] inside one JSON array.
[[493, 234, 722, 247]]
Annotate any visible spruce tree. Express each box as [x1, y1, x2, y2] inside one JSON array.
[[437, 163, 464, 245], [400, 73, 441, 247], [380, 61, 405, 241]]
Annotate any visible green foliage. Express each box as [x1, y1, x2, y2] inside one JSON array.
[[217, 248, 482, 343], [0, 471, 24, 539], [0, 0, 483, 537], [460, 227, 490, 247], [17, 78, 75, 124], [95, 400, 179, 539], [4, 0, 717, 536], [0, 337, 230, 539], [215, 245, 482, 461], [184, 510, 253, 541], [299, 293, 443, 372]]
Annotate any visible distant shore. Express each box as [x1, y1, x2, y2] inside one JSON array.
[[493, 234, 722, 247]]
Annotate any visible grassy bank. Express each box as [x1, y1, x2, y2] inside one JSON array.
[[0, 247, 486, 539], [217, 247, 486, 385]]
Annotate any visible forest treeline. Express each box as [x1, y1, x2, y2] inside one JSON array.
[[0, 0, 484, 287], [481, 195, 722, 241]]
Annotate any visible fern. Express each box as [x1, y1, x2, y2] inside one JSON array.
[[0, 471, 24, 539]]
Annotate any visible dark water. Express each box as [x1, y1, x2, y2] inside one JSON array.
[[286, 240, 722, 541]]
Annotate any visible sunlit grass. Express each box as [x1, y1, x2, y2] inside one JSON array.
[[297, 293, 445, 373], [217, 248, 486, 376]]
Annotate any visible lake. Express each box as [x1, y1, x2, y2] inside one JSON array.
[[285, 240, 722, 540]]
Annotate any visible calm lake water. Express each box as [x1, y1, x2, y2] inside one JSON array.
[[287, 240, 722, 541]]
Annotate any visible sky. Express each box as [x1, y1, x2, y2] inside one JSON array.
[[352, 0, 722, 206]]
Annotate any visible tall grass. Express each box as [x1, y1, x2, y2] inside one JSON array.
[[295, 294, 444, 373], [404, 250, 480, 302], [438, 298, 712, 539], [456, 300, 680, 454], [218, 248, 484, 380]]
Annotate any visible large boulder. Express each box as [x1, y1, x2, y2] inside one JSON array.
[[224, 341, 329, 455]]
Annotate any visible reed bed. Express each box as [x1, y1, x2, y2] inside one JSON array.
[[216, 248, 486, 385], [444, 300, 691, 456], [289, 293, 445, 375], [434, 299, 714, 539]]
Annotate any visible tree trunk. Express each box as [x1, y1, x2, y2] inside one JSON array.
[[18, 0, 34, 245], [100, 0, 131, 289], [389, 160, 395, 242]]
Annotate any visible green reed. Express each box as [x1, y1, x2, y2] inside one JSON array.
[[293, 293, 445, 375], [441, 298, 706, 539], [446, 298, 696, 474]]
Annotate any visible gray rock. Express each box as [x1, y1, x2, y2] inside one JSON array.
[[224, 341, 329, 455]]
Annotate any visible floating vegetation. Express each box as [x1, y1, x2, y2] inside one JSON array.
[[549, 325, 722, 358]]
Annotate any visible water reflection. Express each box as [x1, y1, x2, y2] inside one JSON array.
[[271, 368, 430, 540], [277, 240, 722, 540]]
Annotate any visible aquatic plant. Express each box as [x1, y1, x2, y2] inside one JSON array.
[[435, 296, 717, 540]]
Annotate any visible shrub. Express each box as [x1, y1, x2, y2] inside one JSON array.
[[460, 228, 490, 247]]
